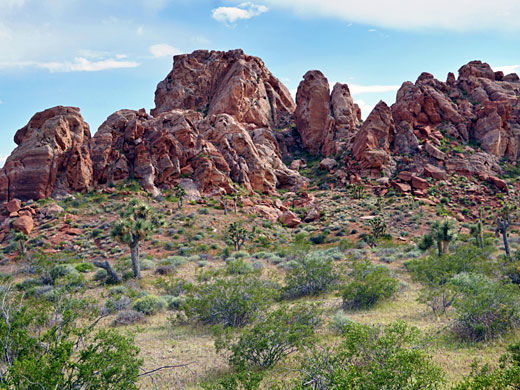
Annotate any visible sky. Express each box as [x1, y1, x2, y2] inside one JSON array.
[[1, 0, 520, 166]]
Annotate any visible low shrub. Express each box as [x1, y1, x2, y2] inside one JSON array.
[[217, 304, 320, 369], [132, 295, 167, 316], [295, 321, 444, 389], [112, 310, 146, 326], [75, 263, 94, 273], [182, 274, 277, 327], [342, 261, 398, 309], [283, 250, 338, 298], [450, 273, 520, 341]]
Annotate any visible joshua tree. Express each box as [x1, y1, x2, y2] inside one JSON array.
[[14, 232, 28, 256], [110, 199, 163, 278], [227, 222, 255, 251], [367, 216, 387, 248], [495, 203, 516, 258], [351, 183, 365, 200], [469, 208, 484, 249], [432, 218, 456, 256], [175, 185, 186, 210]]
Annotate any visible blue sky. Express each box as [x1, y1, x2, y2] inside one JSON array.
[[1, 0, 519, 165]]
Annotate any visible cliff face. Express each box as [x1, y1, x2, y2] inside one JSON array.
[[1, 52, 518, 202]]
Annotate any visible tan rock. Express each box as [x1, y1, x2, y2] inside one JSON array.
[[423, 164, 448, 180], [424, 142, 446, 160], [319, 158, 338, 171], [392, 181, 411, 193], [279, 210, 301, 228], [12, 215, 34, 235], [5, 199, 21, 214], [411, 176, 429, 190]]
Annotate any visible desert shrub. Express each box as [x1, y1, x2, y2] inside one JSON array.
[[217, 304, 320, 369], [454, 341, 520, 389], [182, 274, 277, 327], [342, 261, 398, 309], [76, 262, 94, 273], [164, 295, 185, 310], [49, 264, 76, 281], [450, 273, 520, 341], [93, 269, 108, 281], [295, 321, 444, 390], [108, 285, 129, 296], [284, 250, 338, 298], [226, 258, 254, 275], [406, 244, 494, 317], [418, 232, 434, 251], [331, 310, 352, 333], [0, 287, 142, 389], [160, 255, 187, 267], [102, 295, 132, 315], [112, 310, 146, 326], [155, 276, 192, 297], [154, 265, 177, 275], [140, 259, 155, 270], [132, 295, 167, 316]]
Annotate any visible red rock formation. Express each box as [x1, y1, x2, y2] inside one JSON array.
[[352, 101, 395, 176], [294, 71, 360, 155], [152, 49, 295, 129], [0, 106, 92, 201], [91, 109, 306, 196], [391, 60, 520, 161]]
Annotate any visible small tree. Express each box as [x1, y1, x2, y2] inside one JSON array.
[[495, 203, 516, 258], [469, 208, 485, 249], [13, 232, 27, 257], [110, 199, 163, 278], [227, 222, 254, 251], [174, 185, 186, 210], [367, 216, 387, 248], [432, 218, 456, 256]]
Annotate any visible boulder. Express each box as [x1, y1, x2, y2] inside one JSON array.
[[5, 199, 21, 214], [279, 210, 301, 228], [423, 164, 448, 180], [391, 181, 411, 193], [39, 203, 65, 218], [411, 175, 429, 190], [319, 158, 338, 171], [0, 106, 92, 201], [424, 142, 446, 160], [12, 215, 34, 235]]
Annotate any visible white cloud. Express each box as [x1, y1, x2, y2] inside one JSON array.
[[212, 2, 268, 25], [3, 0, 26, 8], [289, 88, 297, 101], [136, 26, 144, 35], [355, 99, 374, 120], [348, 84, 400, 94], [493, 64, 520, 74], [38, 57, 140, 72], [0, 155, 7, 167], [149, 43, 181, 58], [258, 0, 520, 32]]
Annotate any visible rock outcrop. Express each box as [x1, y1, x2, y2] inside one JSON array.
[[351, 101, 395, 176], [294, 71, 360, 155], [0, 106, 92, 202], [391, 60, 520, 161], [152, 49, 295, 129]]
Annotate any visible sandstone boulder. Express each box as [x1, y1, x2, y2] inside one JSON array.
[[279, 210, 301, 228], [12, 215, 34, 235], [0, 106, 92, 201]]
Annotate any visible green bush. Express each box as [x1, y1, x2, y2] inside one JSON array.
[[450, 273, 520, 341], [182, 275, 277, 327], [132, 295, 167, 316], [342, 261, 398, 309], [454, 341, 520, 389], [76, 263, 95, 273], [226, 258, 254, 275], [406, 244, 494, 317], [283, 250, 338, 298], [50, 264, 76, 281], [93, 269, 108, 281], [295, 321, 444, 390], [217, 304, 319, 369], [0, 288, 142, 389]]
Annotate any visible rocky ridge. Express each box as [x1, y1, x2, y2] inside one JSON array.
[[1, 52, 519, 204]]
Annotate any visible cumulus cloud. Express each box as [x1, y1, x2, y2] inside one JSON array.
[[257, 0, 520, 32], [212, 2, 268, 25], [493, 64, 520, 74], [149, 43, 181, 58], [38, 57, 140, 72]]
